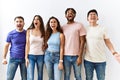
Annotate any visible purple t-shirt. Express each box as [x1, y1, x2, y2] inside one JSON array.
[[6, 29, 26, 58]]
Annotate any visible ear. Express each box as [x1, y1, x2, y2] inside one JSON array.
[[65, 14, 67, 18], [23, 22, 25, 25], [87, 17, 89, 21], [97, 18, 99, 20]]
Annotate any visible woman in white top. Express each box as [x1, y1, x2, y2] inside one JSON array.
[[25, 15, 45, 80]]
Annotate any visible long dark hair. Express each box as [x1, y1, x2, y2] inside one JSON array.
[[28, 15, 45, 38], [44, 16, 63, 49]]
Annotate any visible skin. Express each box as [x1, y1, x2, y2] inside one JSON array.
[[49, 18, 65, 70], [2, 18, 25, 65]]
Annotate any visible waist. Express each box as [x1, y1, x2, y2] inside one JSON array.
[[46, 47, 60, 52], [46, 50, 59, 53]]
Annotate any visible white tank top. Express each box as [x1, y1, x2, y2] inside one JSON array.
[[29, 30, 44, 55]]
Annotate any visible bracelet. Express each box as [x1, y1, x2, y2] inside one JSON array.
[[113, 52, 117, 55], [59, 60, 63, 62]]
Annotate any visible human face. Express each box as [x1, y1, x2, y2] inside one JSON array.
[[14, 18, 24, 31], [87, 12, 98, 23], [49, 18, 58, 32], [33, 16, 41, 27], [65, 9, 76, 22]]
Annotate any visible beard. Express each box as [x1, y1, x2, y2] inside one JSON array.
[[67, 18, 74, 22]]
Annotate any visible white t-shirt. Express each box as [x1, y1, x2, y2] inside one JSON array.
[[84, 25, 109, 62]]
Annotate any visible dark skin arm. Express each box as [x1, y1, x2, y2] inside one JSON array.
[[76, 35, 86, 66]]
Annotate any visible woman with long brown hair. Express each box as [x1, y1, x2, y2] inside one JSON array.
[[25, 15, 45, 80], [44, 16, 65, 80]]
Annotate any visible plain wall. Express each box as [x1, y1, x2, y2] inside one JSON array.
[[0, 0, 120, 80]]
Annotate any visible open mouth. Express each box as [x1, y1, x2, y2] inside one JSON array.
[[51, 26, 55, 28], [17, 25, 21, 27], [35, 23, 38, 25]]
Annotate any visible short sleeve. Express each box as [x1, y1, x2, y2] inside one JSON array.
[[6, 33, 12, 43], [79, 23, 86, 36], [103, 27, 109, 39]]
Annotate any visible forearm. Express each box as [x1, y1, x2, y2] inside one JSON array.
[[3, 47, 8, 59], [3, 43, 9, 59], [25, 44, 30, 59], [105, 39, 116, 54], [79, 36, 86, 57], [60, 48, 64, 60]]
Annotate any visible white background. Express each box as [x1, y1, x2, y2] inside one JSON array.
[[0, 0, 120, 80]]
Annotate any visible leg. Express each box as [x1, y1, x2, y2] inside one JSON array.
[[7, 58, 18, 80], [44, 51, 54, 80], [27, 55, 35, 80], [72, 56, 82, 80], [95, 62, 106, 80], [19, 59, 27, 80], [54, 63, 62, 80], [53, 53, 62, 80], [36, 55, 44, 80], [84, 60, 94, 80], [63, 56, 72, 80]]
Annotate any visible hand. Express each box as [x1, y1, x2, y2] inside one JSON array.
[[25, 58, 29, 67], [2, 59, 7, 65], [114, 53, 120, 63], [58, 62, 64, 70], [76, 56, 82, 66]]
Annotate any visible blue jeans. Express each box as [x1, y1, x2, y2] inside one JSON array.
[[63, 56, 82, 80], [27, 55, 44, 80], [7, 58, 27, 80], [44, 51, 62, 80], [84, 60, 106, 80]]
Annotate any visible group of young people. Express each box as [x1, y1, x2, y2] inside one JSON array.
[[2, 8, 120, 80]]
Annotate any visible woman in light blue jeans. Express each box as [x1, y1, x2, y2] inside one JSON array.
[[25, 15, 45, 80], [44, 16, 65, 80]]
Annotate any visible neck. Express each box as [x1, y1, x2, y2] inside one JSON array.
[[34, 26, 40, 30], [89, 22, 98, 27], [52, 30, 57, 33], [67, 20, 75, 24], [16, 29, 23, 32]]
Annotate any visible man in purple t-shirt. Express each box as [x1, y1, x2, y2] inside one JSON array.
[[2, 16, 27, 80]]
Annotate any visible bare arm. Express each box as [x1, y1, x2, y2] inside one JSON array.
[[104, 39, 116, 54], [79, 35, 86, 57], [2, 42, 10, 64], [59, 33, 65, 61], [104, 39, 120, 63], [25, 30, 30, 67], [77, 35, 86, 65], [58, 33, 65, 70]]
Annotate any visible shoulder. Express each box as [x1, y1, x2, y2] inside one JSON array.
[[26, 29, 30, 33], [98, 25, 107, 31], [7, 29, 16, 36], [9, 29, 16, 34], [60, 33, 64, 38], [75, 22, 83, 26], [26, 29, 32, 36], [62, 24, 67, 29], [74, 22, 85, 29]]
